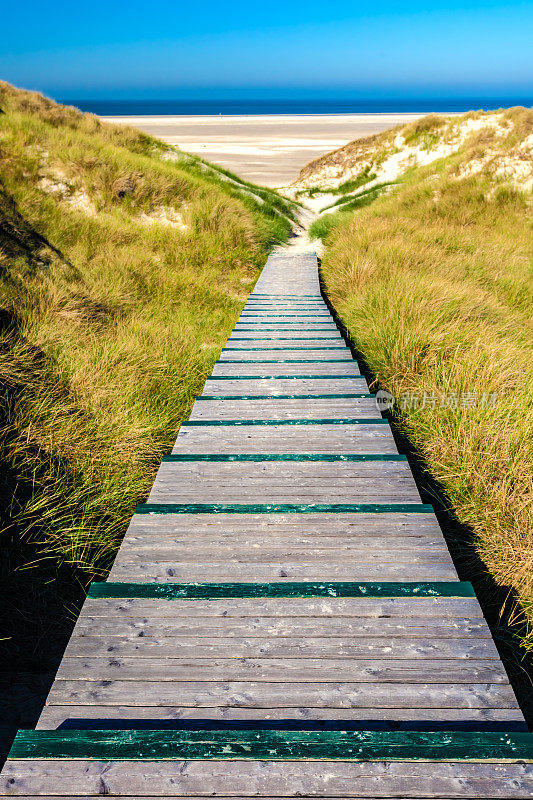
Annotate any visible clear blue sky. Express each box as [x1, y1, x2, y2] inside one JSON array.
[[1, 0, 532, 99]]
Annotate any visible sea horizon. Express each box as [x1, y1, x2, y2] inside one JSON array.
[[59, 97, 533, 116]]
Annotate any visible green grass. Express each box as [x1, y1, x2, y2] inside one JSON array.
[[317, 108, 533, 652], [336, 168, 377, 194], [0, 81, 295, 581], [296, 169, 377, 199], [309, 184, 395, 240], [402, 113, 447, 146]]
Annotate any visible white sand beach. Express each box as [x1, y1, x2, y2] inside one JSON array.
[[102, 113, 426, 186]]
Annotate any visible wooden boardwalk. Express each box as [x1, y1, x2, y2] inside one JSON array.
[[1, 252, 531, 797]]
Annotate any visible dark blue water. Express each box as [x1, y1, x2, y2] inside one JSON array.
[[60, 98, 532, 116]]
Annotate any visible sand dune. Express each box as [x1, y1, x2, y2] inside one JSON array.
[[102, 113, 425, 186]]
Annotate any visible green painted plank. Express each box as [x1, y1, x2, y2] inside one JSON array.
[[217, 359, 353, 363], [180, 418, 386, 427], [10, 729, 532, 762], [196, 394, 375, 400], [162, 454, 406, 462], [134, 502, 433, 514], [87, 581, 475, 600], [206, 375, 366, 380]]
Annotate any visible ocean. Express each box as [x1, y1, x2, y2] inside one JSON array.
[[59, 98, 532, 116]]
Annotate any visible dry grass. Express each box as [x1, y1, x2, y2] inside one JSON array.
[[319, 125, 533, 651], [0, 81, 294, 580]]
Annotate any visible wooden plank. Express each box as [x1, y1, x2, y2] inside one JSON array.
[[187, 399, 380, 420], [44, 681, 518, 709], [227, 332, 342, 339], [113, 547, 452, 565], [121, 513, 447, 544], [108, 565, 459, 582], [198, 379, 371, 398], [71, 616, 489, 639], [218, 353, 354, 361], [157, 455, 409, 466], [211, 363, 361, 376], [147, 467, 422, 503], [134, 503, 433, 514], [37, 704, 528, 728], [144, 494, 425, 506], [179, 418, 385, 426], [234, 313, 332, 318], [232, 326, 339, 331], [205, 374, 362, 380], [3, 759, 532, 797], [221, 346, 349, 351], [62, 637, 497, 660], [115, 534, 450, 550], [55, 658, 509, 684], [0, 796, 513, 800], [87, 582, 474, 599], [10, 729, 533, 761], [116, 540, 453, 555], [194, 393, 375, 400], [123, 510, 442, 528], [172, 425, 393, 453], [149, 459, 418, 487], [80, 597, 486, 618], [0, 796, 525, 800], [112, 542, 450, 559]]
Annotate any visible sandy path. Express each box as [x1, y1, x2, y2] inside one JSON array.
[[102, 113, 425, 186]]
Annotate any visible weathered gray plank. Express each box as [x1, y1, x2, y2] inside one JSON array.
[[107, 563, 458, 582], [211, 363, 361, 377], [227, 331, 343, 340], [0, 796, 523, 800], [71, 617, 489, 639], [112, 539, 452, 554], [62, 636, 499, 659], [44, 680, 518, 708], [218, 350, 352, 360], [147, 486, 422, 503], [80, 597, 486, 618], [3, 759, 532, 797], [172, 424, 396, 454], [200, 378, 369, 396], [55, 657, 508, 684], [37, 704, 527, 728], [122, 512, 445, 535], [188, 399, 380, 420], [113, 547, 453, 565]]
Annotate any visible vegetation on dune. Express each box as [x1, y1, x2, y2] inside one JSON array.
[[296, 167, 377, 199], [315, 108, 533, 652], [309, 183, 396, 240], [0, 81, 295, 587]]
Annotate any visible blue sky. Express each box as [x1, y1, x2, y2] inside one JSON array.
[[1, 0, 532, 98]]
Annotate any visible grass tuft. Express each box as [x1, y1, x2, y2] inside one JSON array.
[[0, 81, 293, 582], [319, 143, 533, 651]]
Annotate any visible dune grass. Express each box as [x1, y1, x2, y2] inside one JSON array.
[[0, 82, 294, 583], [318, 112, 533, 652], [309, 184, 397, 240]]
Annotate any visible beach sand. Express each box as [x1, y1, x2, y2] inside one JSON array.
[[102, 113, 425, 186]]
